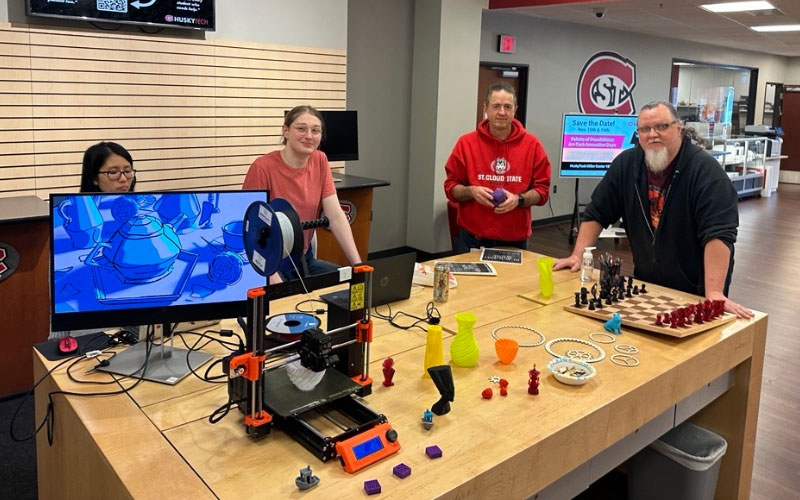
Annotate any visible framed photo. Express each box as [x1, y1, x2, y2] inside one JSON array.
[[444, 262, 497, 276], [480, 248, 523, 265]]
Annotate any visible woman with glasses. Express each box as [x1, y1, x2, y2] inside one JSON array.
[[242, 105, 361, 282], [79, 141, 136, 193]]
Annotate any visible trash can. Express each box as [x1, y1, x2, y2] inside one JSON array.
[[628, 422, 728, 500]]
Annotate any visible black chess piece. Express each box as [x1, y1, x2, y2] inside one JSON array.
[[595, 298, 603, 309], [605, 296, 613, 306], [427, 365, 455, 416], [625, 287, 632, 298], [588, 301, 595, 311], [633, 285, 639, 295], [574, 292, 582, 308], [640, 283, 647, 294], [611, 290, 619, 302], [590, 283, 598, 300], [627, 276, 634, 287], [580, 288, 588, 305]]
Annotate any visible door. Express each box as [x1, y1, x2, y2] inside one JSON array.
[[779, 85, 800, 172], [477, 63, 528, 128]]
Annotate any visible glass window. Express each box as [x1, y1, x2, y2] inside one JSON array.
[[669, 60, 756, 138]]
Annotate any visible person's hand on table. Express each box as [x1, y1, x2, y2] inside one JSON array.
[[553, 255, 581, 272], [707, 291, 754, 319]]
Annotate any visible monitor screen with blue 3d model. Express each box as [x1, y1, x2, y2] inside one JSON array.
[[49, 191, 267, 331]]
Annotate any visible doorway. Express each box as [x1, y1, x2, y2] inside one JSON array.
[[477, 63, 528, 127], [779, 85, 800, 175]]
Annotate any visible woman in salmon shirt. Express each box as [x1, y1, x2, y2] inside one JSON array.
[[242, 105, 361, 282]]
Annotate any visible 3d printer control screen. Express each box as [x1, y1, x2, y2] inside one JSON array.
[[51, 191, 267, 315], [352, 436, 384, 460]]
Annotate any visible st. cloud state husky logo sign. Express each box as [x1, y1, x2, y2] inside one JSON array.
[[0, 242, 20, 283], [577, 51, 637, 115]]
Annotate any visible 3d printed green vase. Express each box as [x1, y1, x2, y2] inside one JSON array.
[[450, 312, 479, 367], [538, 257, 555, 298], [424, 324, 444, 377]]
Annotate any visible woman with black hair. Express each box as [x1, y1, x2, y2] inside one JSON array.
[[79, 141, 136, 193]]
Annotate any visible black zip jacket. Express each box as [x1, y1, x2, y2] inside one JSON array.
[[583, 137, 739, 296]]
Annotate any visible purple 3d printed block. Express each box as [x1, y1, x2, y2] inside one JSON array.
[[425, 445, 443, 459], [393, 463, 411, 479], [364, 479, 381, 495], [491, 188, 507, 207]]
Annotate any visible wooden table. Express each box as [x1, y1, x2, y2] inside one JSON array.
[[34, 251, 766, 499]]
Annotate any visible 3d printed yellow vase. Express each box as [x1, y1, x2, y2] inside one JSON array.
[[450, 312, 479, 367], [423, 323, 444, 377], [538, 257, 555, 298]]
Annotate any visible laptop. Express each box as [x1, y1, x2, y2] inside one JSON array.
[[320, 252, 417, 308]]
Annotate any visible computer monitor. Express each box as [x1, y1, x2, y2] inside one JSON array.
[[50, 190, 268, 383], [559, 113, 639, 178]]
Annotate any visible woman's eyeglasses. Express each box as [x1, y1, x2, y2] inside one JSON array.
[[98, 169, 136, 180]]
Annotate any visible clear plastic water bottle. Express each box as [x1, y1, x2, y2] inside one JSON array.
[[580, 246, 596, 282]]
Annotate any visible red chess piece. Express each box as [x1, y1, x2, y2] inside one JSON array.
[[528, 364, 541, 395], [654, 314, 663, 327], [382, 357, 395, 387]]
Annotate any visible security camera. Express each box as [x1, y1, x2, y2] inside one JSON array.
[[594, 8, 606, 19]]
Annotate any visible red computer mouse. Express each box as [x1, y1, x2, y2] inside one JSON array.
[[58, 335, 78, 355]]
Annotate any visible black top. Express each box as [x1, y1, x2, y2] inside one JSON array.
[[332, 173, 390, 191], [584, 138, 739, 296], [0, 196, 49, 225]]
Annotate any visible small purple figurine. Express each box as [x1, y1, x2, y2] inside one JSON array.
[[393, 463, 412, 479], [491, 187, 507, 207]]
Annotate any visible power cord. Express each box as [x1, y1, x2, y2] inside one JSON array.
[[295, 298, 326, 315], [373, 301, 441, 332]]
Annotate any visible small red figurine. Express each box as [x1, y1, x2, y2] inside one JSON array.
[[528, 364, 540, 395], [382, 357, 395, 387], [482, 387, 493, 399]]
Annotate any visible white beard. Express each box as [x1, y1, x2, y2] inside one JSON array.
[[644, 146, 670, 174]]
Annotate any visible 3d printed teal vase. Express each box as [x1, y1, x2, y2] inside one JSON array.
[[450, 312, 479, 367]]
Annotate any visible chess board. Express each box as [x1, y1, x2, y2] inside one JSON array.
[[563, 292, 737, 338]]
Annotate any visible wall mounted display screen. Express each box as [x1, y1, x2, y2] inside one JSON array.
[[319, 110, 358, 162], [50, 191, 266, 330], [27, 0, 215, 31], [559, 113, 639, 178]]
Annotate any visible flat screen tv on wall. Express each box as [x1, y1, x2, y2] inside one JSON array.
[[27, 0, 216, 31]]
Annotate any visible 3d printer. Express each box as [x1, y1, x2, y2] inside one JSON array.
[[223, 199, 400, 473]]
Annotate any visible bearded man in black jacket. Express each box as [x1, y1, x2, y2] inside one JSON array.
[[554, 101, 752, 318]]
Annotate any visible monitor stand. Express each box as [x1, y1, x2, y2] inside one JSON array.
[[98, 323, 213, 385]]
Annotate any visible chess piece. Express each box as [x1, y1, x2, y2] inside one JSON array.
[[382, 357, 395, 387], [605, 296, 613, 306], [595, 298, 603, 309], [591, 283, 598, 300], [528, 364, 541, 395], [588, 301, 596, 311], [640, 283, 647, 294], [632, 285, 639, 295], [627, 276, 634, 287], [654, 314, 663, 327], [625, 287, 632, 298], [575, 292, 582, 308], [580, 287, 588, 305]]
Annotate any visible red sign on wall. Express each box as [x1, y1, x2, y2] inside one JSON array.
[[498, 34, 516, 54]]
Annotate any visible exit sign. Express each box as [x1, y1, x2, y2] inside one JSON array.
[[498, 34, 516, 54]]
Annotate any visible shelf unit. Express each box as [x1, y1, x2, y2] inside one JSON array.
[[710, 136, 766, 198]]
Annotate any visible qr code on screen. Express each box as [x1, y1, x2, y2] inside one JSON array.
[[97, 0, 128, 14]]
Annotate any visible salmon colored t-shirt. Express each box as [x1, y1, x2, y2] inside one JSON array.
[[242, 150, 336, 253]]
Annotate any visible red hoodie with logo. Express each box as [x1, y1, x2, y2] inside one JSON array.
[[444, 119, 551, 241]]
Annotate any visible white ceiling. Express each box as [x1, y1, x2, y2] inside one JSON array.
[[495, 0, 800, 57]]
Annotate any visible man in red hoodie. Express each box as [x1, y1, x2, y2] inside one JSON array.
[[444, 82, 552, 253]]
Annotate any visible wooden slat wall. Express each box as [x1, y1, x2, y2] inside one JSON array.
[[0, 23, 346, 199]]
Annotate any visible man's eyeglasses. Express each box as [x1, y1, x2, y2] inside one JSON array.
[[636, 120, 678, 135], [98, 169, 136, 180]]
